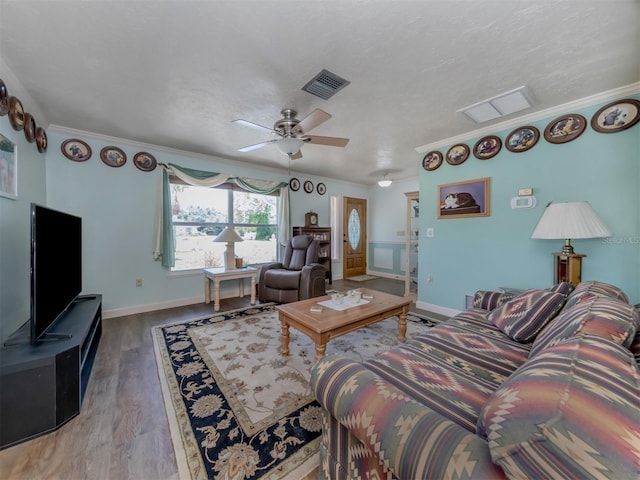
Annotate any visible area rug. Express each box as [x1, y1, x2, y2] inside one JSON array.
[[152, 304, 437, 480], [347, 274, 379, 282]]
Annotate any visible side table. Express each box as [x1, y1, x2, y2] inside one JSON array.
[[204, 266, 257, 311]]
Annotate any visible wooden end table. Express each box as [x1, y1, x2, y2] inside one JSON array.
[[203, 266, 257, 311], [276, 288, 411, 361]]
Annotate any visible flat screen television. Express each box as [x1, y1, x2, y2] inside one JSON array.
[[30, 203, 82, 343]]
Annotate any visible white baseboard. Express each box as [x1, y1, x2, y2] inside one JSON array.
[[415, 300, 460, 318], [103, 295, 204, 319]]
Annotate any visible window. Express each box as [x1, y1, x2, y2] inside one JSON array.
[[170, 181, 278, 270]]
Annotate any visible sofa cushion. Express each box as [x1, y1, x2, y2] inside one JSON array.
[[488, 289, 566, 342], [547, 281, 574, 296], [530, 296, 639, 358], [472, 290, 518, 311], [478, 335, 640, 479], [564, 280, 629, 310]]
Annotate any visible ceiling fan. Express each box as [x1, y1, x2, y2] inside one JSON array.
[[233, 108, 349, 160]]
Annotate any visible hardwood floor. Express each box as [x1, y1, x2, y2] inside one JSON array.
[[0, 277, 443, 479]]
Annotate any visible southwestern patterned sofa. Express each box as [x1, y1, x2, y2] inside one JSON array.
[[310, 280, 640, 479]]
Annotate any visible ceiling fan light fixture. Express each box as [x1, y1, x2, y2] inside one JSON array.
[[378, 173, 392, 187], [276, 137, 304, 155]]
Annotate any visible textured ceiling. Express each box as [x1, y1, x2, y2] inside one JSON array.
[[1, 0, 638, 185]]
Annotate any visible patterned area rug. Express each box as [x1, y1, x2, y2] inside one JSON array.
[[152, 304, 438, 480]]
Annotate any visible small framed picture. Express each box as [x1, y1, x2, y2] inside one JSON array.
[[473, 135, 502, 160], [422, 151, 443, 171], [61, 139, 92, 162], [8, 97, 25, 131], [544, 114, 587, 144], [590, 98, 640, 133], [303, 180, 314, 193], [36, 127, 48, 153], [316, 182, 326, 195], [23, 113, 36, 143], [438, 177, 490, 219], [506, 126, 540, 153], [0, 133, 17, 199], [100, 146, 127, 167], [446, 144, 470, 166], [0, 79, 8, 116], [289, 177, 300, 191], [133, 151, 157, 172]]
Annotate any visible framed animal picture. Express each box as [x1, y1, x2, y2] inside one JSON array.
[[590, 99, 640, 134], [506, 126, 539, 153], [438, 177, 490, 219], [544, 114, 587, 144]]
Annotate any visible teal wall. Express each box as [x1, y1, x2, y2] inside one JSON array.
[[43, 130, 368, 315], [417, 95, 640, 309], [0, 114, 47, 342]]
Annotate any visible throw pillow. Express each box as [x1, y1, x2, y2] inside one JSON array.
[[472, 290, 518, 311], [547, 281, 574, 296], [488, 289, 566, 343], [478, 336, 640, 479], [564, 280, 629, 310], [530, 296, 639, 358]]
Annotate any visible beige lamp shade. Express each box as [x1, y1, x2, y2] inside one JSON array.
[[214, 227, 243, 269], [531, 201, 612, 254]]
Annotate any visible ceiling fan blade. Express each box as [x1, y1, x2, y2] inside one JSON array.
[[289, 150, 303, 160], [302, 135, 350, 147], [291, 109, 331, 134], [238, 139, 278, 152], [233, 119, 281, 136]]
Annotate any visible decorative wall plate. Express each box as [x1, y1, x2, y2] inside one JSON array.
[[506, 126, 540, 153], [473, 135, 502, 159], [62, 139, 92, 161], [100, 146, 127, 167], [544, 114, 587, 144], [8, 96, 25, 131], [36, 127, 48, 153], [446, 143, 470, 165], [0, 79, 8, 116], [422, 151, 443, 171], [289, 177, 300, 191], [303, 180, 314, 193], [590, 99, 640, 133], [133, 151, 157, 172], [23, 112, 36, 143], [317, 182, 326, 195]]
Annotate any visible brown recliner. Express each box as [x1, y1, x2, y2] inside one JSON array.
[[258, 234, 327, 303]]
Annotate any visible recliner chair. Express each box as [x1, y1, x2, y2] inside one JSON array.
[[258, 234, 327, 303]]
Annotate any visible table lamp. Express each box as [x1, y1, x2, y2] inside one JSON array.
[[531, 201, 612, 253], [531, 201, 611, 286], [214, 227, 243, 270]]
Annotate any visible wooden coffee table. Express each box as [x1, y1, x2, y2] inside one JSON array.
[[276, 288, 411, 361]]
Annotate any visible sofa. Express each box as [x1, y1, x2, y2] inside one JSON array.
[[310, 280, 640, 479]]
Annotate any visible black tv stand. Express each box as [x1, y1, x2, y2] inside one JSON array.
[[75, 294, 98, 302], [0, 295, 102, 449], [37, 332, 73, 342]]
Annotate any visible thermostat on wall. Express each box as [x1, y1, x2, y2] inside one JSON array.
[[511, 196, 537, 209]]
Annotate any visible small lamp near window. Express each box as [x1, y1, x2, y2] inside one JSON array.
[[214, 227, 243, 270]]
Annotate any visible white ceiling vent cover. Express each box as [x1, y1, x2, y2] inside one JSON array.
[[457, 86, 533, 123], [302, 69, 350, 100]]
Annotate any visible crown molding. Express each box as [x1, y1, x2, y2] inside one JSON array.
[[414, 82, 640, 153]]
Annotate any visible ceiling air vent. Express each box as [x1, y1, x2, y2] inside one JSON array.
[[302, 69, 350, 100]]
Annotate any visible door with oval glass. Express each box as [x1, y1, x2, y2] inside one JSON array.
[[343, 196, 367, 278]]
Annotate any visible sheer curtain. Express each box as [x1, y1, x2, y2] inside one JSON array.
[[153, 163, 290, 267]]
